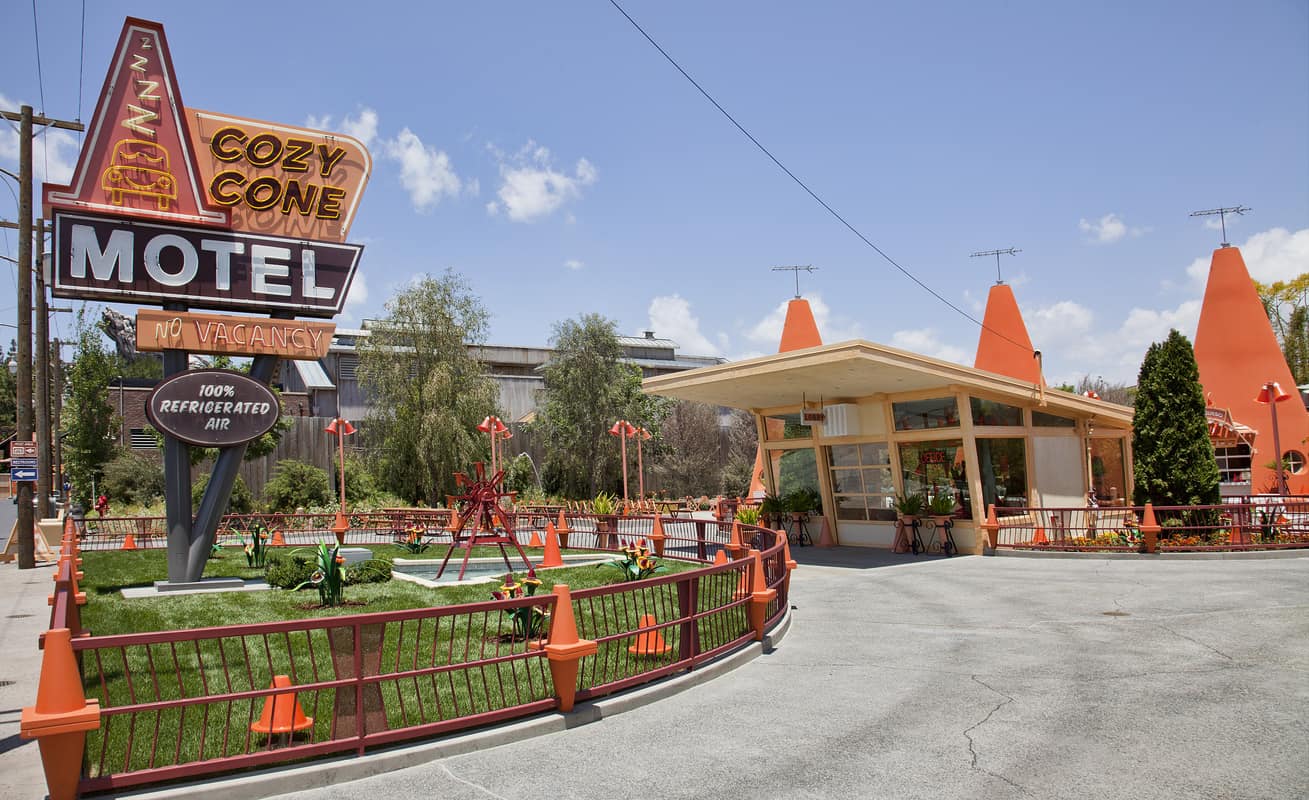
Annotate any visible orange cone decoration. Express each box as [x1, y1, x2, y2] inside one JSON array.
[[544, 585, 598, 712], [649, 514, 667, 556], [120, 533, 137, 550], [746, 548, 778, 641], [728, 520, 745, 559], [251, 674, 314, 736], [21, 628, 100, 800], [528, 529, 544, 548], [1032, 526, 1048, 545], [554, 509, 571, 548], [539, 522, 564, 568], [713, 548, 728, 565], [627, 614, 673, 655], [271, 530, 286, 546], [815, 516, 836, 548]]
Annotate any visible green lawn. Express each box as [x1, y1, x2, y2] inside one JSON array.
[[74, 546, 751, 783]]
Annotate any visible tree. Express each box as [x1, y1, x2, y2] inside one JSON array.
[[1255, 274, 1309, 384], [62, 312, 119, 506], [100, 448, 165, 506], [357, 271, 499, 505], [0, 340, 16, 434], [1131, 329, 1220, 506], [262, 460, 332, 512], [534, 314, 670, 498]]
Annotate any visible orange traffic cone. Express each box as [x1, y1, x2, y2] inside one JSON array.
[[713, 548, 728, 566], [528, 529, 544, 548], [250, 675, 313, 736], [649, 514, 667, 556], [1032, 526, 1048, 546], [270, 530, 286, 546], [120, 533, 137, 551], [627, 614, 672, 655], [555, 510, 571, 548], [539, 523, 564, 568], [21, 628, 100, 800], [543, 584, 598, 712]]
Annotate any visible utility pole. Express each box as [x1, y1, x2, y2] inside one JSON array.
[[35, 219, 51, 520], [1, 105, 84, 568], [969, 248, 1021, 285]]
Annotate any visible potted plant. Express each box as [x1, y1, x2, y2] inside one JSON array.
[[926, 490, 956, 521], [759, 492, 785, 530], [592, 491, 618, 548]]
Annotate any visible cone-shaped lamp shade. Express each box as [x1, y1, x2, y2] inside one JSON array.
[[1255, 382, 1292, 404], [324, 419, 338, 435], [609, 420, 637, 437]]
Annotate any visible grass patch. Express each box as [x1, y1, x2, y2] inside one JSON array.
[[74, 546, 751, 784]]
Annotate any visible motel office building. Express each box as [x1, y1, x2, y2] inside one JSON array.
[[644, 339, 1134, 553]]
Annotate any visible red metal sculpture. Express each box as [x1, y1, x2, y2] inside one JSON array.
[[435, 462, 533, 581]]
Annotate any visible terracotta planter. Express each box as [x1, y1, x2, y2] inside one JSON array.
[[595, 516, 615, 549]]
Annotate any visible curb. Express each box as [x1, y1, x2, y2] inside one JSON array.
[[106, 608, 793, 800], [989, 547, 1309, 561]]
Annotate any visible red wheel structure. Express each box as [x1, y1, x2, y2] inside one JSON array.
[[435, 462, 533, 581]]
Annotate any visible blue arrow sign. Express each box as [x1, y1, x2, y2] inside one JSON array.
[[10, 467, 37, 482]]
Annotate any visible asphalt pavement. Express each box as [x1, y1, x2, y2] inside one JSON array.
[[271, 549, 1309, 800]]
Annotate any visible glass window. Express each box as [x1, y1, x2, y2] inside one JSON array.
[[1032, 410, 1076, 428], [970, 397, 1023, 427], [892, 397, 960, 431], [764, 412, 811, 440], [1214, 443, 1251, 486], [1285, 450, 1306, 475], [773, 448, 819, 502], [1091, 438, 1129, 504], [899, 439, 972, 517], [974, 438, 1027, 511], [827, 441, 896, 521]]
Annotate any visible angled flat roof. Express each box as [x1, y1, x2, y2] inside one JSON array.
[[642, 339, 1133, 427]]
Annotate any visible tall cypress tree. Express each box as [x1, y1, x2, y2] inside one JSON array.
[[1132, 329, 1220, 506]]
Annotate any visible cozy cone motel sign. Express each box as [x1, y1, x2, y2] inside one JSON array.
[[44, 17, 371, 583]]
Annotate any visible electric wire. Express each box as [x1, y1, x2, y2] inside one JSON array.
[[605, 0, 1035, 355], [77, 0, 87, 143], [30, 0, 46, 114]]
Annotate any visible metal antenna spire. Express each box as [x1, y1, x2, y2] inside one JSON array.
[[1189, 206, 1250, 248], [969, 248, 1021, 285], [771, 265, 817, 298]]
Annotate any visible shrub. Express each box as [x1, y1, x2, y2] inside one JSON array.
[[263, 460, 333, 513], [192, 473, 255, 514], [100, 449, 164, 506], [265, 551, 315, 589], [347, 560, 391, 584]]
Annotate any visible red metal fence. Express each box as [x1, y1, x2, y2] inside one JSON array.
[[986, 500, 1309, 552], [32, 513, 792, 798]]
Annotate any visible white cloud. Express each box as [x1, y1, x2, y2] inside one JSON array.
[[385, 128, 462, 212], [648, 295, 720, 355], [0, 94, 79, 184], [1185, 227, 1309, 285], [1078, 212, 1146, 244], [564, 259, 584, 271], [486, 141, 596, 222], [305, 107, 379, 148], [745, 293, 863, 348], [890, 328, 968, 364], [344, 273, 368, 307]]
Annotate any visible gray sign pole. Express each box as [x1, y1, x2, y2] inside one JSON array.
[[161, 302, 193, 583]]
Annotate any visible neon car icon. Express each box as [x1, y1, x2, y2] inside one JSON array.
[[102, 139, 178, 210]]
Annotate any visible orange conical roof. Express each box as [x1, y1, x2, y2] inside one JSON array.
[[1194, 246, 1309, 494], [749, 298, 824, 497], [974, 284, 1041, 383], [778, 298, 823, 352]]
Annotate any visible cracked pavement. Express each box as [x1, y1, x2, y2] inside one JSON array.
[[278, 551, 1309, 800]]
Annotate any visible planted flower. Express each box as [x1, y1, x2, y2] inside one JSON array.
[[400, 523, 431, 555], [491, 571, 548, 640], [235, 524, 271, 568], [601, 540, 667, 582]]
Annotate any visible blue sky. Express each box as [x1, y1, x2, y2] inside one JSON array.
[[2, 0, 1307, 385]]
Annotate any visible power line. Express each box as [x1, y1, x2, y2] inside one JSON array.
[[77, 0, 87, 142], [605, 0, 1034, 355], [30, 0, 46, 114]]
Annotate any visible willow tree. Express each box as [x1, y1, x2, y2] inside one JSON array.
[[357, 271, 498, 504]]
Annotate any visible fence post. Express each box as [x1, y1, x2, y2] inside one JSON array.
[[676, 575, 700, 665], [694, 520, 707, 560], [1141, 503, 1160, 554], [981, 504, 999, 552], [746, 549, 777, 642], [21, 628, 100, 800], [543, 585, 597, 712]]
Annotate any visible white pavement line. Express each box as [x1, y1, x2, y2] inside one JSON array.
[[440, 763, 511, 799]]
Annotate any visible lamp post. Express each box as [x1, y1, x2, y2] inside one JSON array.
[[324, 417, 356, 544], [633, 425, 653, 499], [609, 420, 637, 504], [1255, 381, 1292, 495]]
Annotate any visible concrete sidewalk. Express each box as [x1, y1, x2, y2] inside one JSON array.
[[0, 498, 59, 800]]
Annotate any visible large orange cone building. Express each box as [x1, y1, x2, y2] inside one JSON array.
[[748, 298, 824, 497], [974, 283, 1041, 384], [1193, 246, 1309, 494]]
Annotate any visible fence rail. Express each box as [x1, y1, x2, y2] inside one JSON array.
[[33, 513, 792, 797], [987, 500, 1309, 552]]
